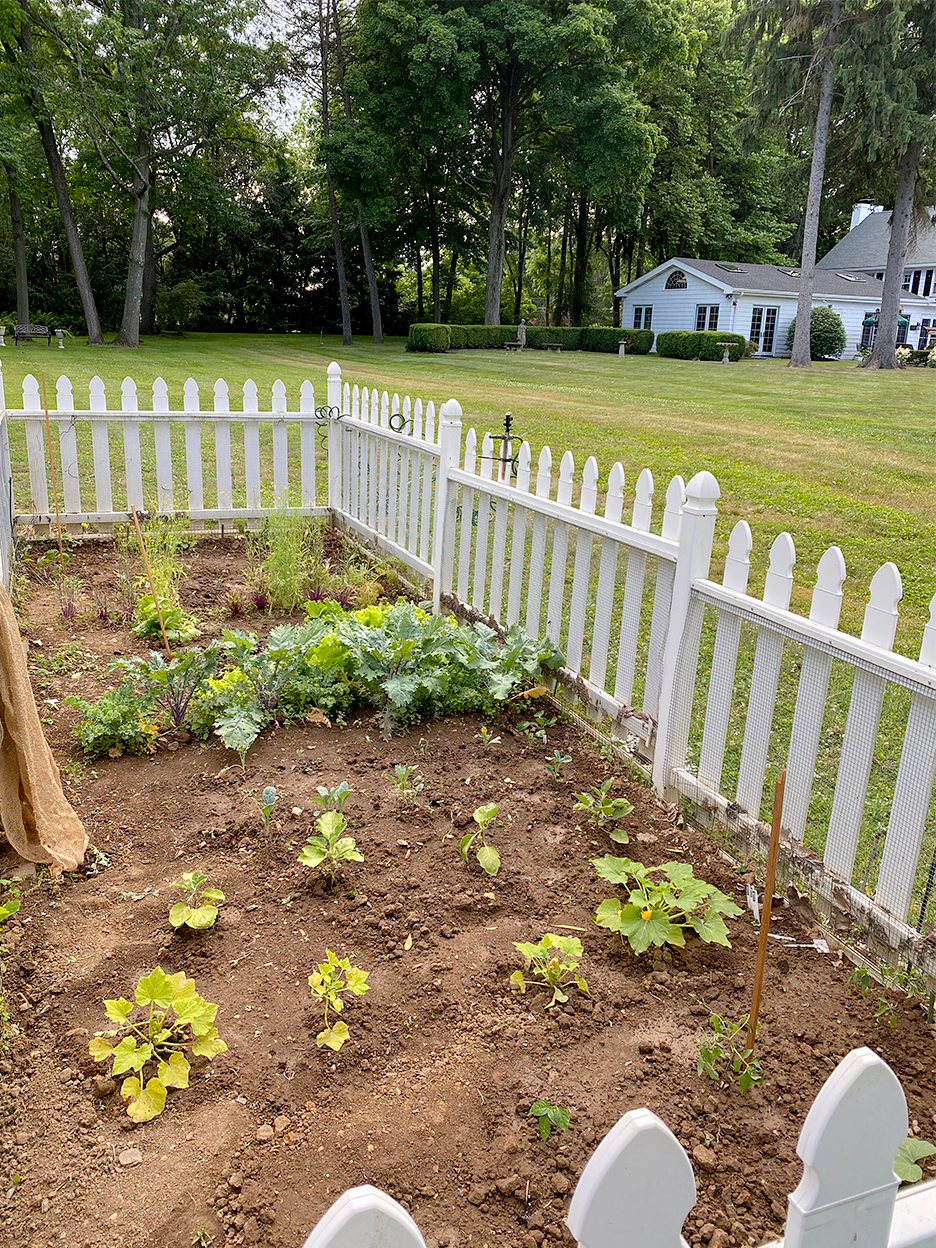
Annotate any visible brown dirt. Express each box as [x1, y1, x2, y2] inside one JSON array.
[[2, 539, 935, 1248]]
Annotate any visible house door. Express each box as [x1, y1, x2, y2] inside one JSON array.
[[749, 307, 778, 354]]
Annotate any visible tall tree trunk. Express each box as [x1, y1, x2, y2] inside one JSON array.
[[415, 245, 424, 320], [13, 23, 103, 343], [513, 203, 528, 323], [5, 167, 29, 324], [443, 247, 457, 322], [556, 207, 569, 325], [140, 213, 156, 335], [544, 225, 551, 326], [571, 193, 589, 326], [115, 128, 151, 347], [318, 0, 352, 346], [484, 63, 521, 325], [429, 214, 441, 323], [789, 0, 840, 369], [863, 140, 919, 370]]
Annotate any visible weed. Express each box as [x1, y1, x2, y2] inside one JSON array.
[[191, 1230, 215, 1247], [517, 710, 555, 743], [308, 949, 369, 1050], [528, 1099, 571, 1142], [139, 514, 192, 605], [257, 509, 311, 610], [459, 802, 501, 877], [298, 811, 363, 881], [545, 750, 572, 781], [389, 764, 424, 804], [696, 1013, 763, 1090], [573, 779, 634, 841], [169, 871, 225, 930], [510, 933, 588, 1008], [31, 639, 85, 675]]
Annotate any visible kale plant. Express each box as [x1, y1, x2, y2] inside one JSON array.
[[113, 646, 218, 729]]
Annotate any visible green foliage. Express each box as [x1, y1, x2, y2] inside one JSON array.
[[655, 330, 746, 362], [89, 968, 227, 1122], [136, 515, 193, 604], [510, 934, 588, 1008], [310, 780, 352, 815], [656, 330, 689, 358], [545, 750, 572, 780], [389, 763, 424, 803], [155, 280, 204, 334], [112, 646, 218, 729], [593, 856, 742, 954], [516, 708, 556, 743], [696, 1013, 763, 1091], [459, 801, 500, 876], [298, 810, 363, 880], [132, 595, 201, 643], [406, 323, 450, 352], [573, 778, 633, 840], [473, 621, 564, 702], [785, 307, 847, 360], [528, 1099, 571, 1142], [580, 327, 654, 354], [0, 897, 20, 925], [308, 949, 370, 1050], [414, 324, 655, 354], [475, 726, 501, 750], [894, 1137, 936, 1184], [256, 510, 313, 610], [169, 870, 225, 930], [253, 785, 277, 833], [66, 683, 160, 758]]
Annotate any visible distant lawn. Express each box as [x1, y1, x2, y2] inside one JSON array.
[[2, 331, 933, 650]]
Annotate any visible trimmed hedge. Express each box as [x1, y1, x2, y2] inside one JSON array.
[[406, 322, 655, 353], [656, 331, 688, 358], [654, 329, 745, 362]]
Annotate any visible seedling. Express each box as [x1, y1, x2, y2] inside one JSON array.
[[253, 784, 278, 834], [0, 897, 20, 925], [169, 870, 225, 930], [308, 949, 370, 1050], [593, 856, 742, 954], [894, 1137, 936, 1183], [573, 779, 634, 841], [459, 802, 501, 876], [475, 726, 501, 750], [510, 933, 588, 1008], [310, 780, 352, 815], [517, 710, 556, 743], [528, 1099, 571, 1142], [848, 965, 900, 1028], [192, 1230, 215, 1248], [298, 810, 363, 881], [389, 763, 424, 803], [545, 750, 572, 780], [89, 967, 227, 1122], [696, 1013, 764, 1090]]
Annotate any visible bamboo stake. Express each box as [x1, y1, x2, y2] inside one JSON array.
[[746, 765, 786, 1057], [40, 373, 66, 575], [131, 504, 172, 660]]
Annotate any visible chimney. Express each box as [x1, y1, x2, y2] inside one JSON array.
[[850, 202, 883, 230]]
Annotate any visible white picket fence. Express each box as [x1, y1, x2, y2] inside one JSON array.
[[1, 359, 935, 977], [299, 1048, 936, 1248]]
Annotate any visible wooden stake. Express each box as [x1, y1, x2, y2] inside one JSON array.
[[131, 504, 172, 660], [746, 765, 786, 1057], [40, 373, 66, 575]]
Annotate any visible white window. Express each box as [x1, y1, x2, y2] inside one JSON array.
[[633, 306, 652, 329], [902, 270, 912, 290], [696, 304, 719, 331], [665, 270, 687, 290], [918, 319, 933, 350]]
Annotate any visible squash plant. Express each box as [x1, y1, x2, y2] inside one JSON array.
[[593, 856, 742, 953], [308, 950, 370, 1050], [169, 870, 225, 930], [510, 933, 588, 1008]]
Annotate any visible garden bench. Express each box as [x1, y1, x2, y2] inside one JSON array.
[[14, 323, 52, 346], [543, 343, 562, 352], [504, 340, 523, 350]]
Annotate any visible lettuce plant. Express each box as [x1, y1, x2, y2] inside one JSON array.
[[308, 949, 369, 1050], [89, 968, 227, 1122], [169, 871, 225, 930], [132, 594, 201, 643]]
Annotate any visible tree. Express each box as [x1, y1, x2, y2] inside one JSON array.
[[785, 305, 846, 358]]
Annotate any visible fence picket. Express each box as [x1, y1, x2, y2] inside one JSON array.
[[524, 446, 552, 638], [121, 378, 144, 512], [471, 433, 495, 611], [183, 379, 204, 527], [644, 475, 683, 719], [406, 400, 423, 554], [487, 442, 512, 621], [506, 441, 532, 627], [386, 395, 400, 539], [377, 392, 389, 533], [565, 456, 599, 674], [824, 564, 902, 886], [22, 377, 48, 528], [614, 467, 654, 706], [783, 546, 847, 842], [587, 462, 624, 691], [56, 376, 82, 525], [456, 429, 477, 603], [152, 377, 173, 513], [301, 1185, 426, 1248], [272, 381, 289, 507], [213, 381, 233, 515], [87, 376, 112, 527], [545, 450, 575, 644], [735, 533, 796, 819], [419, 404, 435, 564]]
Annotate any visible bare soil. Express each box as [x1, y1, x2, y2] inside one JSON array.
[[1, 539, 934, 1248]]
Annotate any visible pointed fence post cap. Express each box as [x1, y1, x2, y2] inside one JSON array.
[[568, 1109, 695, 1247], [327, 361, 342, 377], [439, 399, 462, 423], [684, 470, 720, 514], [301, 1185, 426, 1248], [791, 1047, 906, 1213]]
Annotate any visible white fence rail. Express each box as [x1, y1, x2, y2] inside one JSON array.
[[2, 359, 935, 977], [300, 1048, 936, 1248]]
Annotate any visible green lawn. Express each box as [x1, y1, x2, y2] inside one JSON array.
[[2, 331, 933, 650]]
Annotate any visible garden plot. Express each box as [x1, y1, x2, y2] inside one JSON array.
[[1, 538, 934, 1248]]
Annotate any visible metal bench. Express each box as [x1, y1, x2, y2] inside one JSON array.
[[14, 323, 52, 346]]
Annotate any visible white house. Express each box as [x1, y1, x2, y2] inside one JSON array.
[[615, 216, 935, 357]]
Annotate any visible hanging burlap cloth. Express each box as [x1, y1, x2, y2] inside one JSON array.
[[0, 579, 87, 872]]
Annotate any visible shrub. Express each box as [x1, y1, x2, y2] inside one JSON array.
[[526, 326, 583, 350], [406, 323, 450, 352], [580, 327, 654, 354], [154, 280, 203, 334], [692, 330, 746, 362], [656, 330, 689, 358], [785, 306, 847, 359]]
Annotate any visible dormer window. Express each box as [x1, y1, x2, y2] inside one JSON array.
[[665, 270, 688, 289]]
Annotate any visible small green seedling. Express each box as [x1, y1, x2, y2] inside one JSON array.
[[0, 897, 20, 925], [310, 780, 352, 815], [696, 1013, 763, 1090], [89, 967, 226, 1122], [389, 763, 424, 803], [516, 710, 555, 743], [510, 933, 588, 1008], [545, 750, 572, 780], [459, 802, 501, 876], [169, 870, 225, 930], [849, 965, 898, 1028], [253, 784, 277, 834], [192, 1230, 215, 1248], [894, 1137, 936, 1183], [298, 810, 363, 880], [475, 726, 501, 750], [528, 1099, 570, 1142], [573, 778, 634, 841], [308, 949, 370, 1050]]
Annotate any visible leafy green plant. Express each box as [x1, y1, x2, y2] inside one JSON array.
[[573, 779, 634, 841], [510, 934, 588, 1008], [66, 683, 160, 758], [389, 763, 423, 803], [696, 1013, 763, 1091], [298, 810, 363, 880], [310, 780, 352, 815], [894, 1137, 936, 1183], [113, 646, 218, 728], [255, 509, 312, 610], [0, 897, 20, 925], [137, 514, 193, 604], [89, 967, 227, 1122], [528, 1099, 571, 1142], [593, 856, 742, 954], [308, 949, 370, 1050], [517, 710, 556, 743], [459, 802, 501, 876], [253, 785, 278, 834], [545, 750, 571, 780], [133, 594, 201, 643], [475, 726, 501, 750], [169, 871, 225, 930]]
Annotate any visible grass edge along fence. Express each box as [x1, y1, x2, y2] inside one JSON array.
[[406, 323, 655, 353], [2, 359, 936, 986]]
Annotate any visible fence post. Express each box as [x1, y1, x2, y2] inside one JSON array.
[[0, 412, 12, 590], [326, 361, 343, 512], [431, 399, 463, 614], [651, 470, 720, 797]]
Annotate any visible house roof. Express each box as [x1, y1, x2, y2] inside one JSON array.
[[816, 208, 936, 270], [615, 258, 932, 303]]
